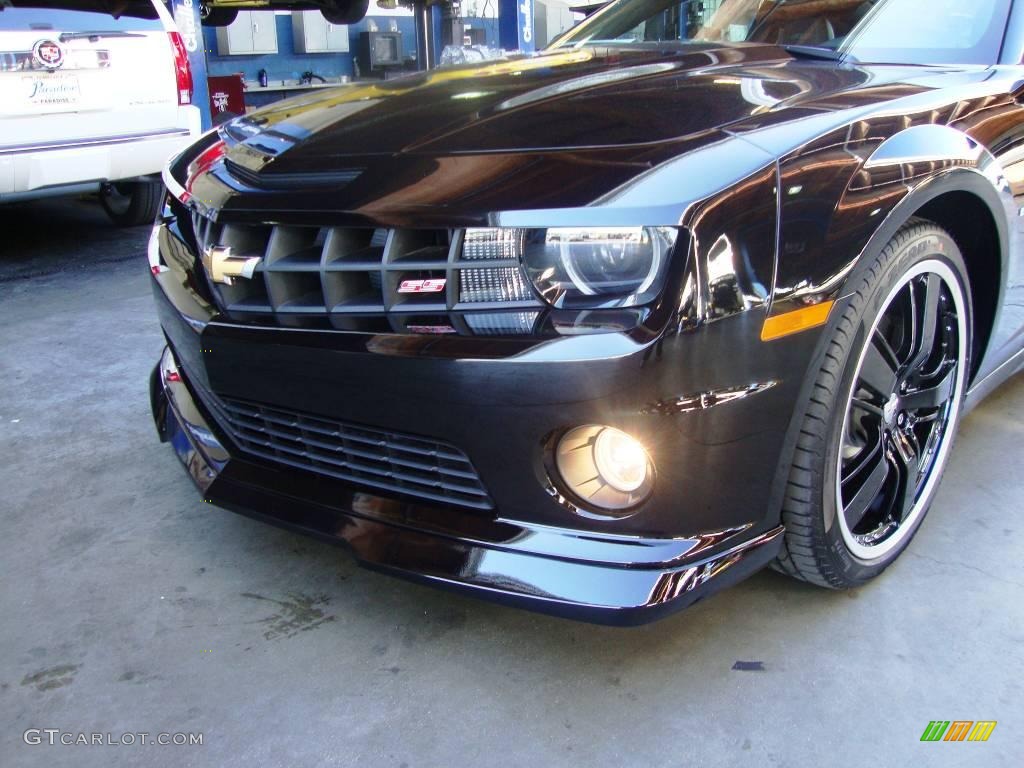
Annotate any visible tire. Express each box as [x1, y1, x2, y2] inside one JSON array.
[[321, 0, 369, 25], [775, 219, 972, 588], [200, 5, 238, 27], [99, 179, 163, 227]]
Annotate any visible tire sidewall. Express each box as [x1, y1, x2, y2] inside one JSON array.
[[99, 179, 162, 227], [820, 227, 972, 582]]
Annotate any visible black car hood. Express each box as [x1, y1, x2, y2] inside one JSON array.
[[226, 45, 941, 159], [228, 46, 796, 159], [199, 45, 968, 222]]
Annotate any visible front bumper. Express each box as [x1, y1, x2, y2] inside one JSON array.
[[153, 346, 784, 625], [1, 119, 200, 199]]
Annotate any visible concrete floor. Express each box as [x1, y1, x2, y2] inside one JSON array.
[[1, 198, 1021, 768]]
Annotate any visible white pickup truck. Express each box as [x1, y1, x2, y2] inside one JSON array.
[[0, 1, 201, 225]]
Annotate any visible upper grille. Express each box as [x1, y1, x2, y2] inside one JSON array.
[[193, 381, 493, 510], [189, 212, 544, 333]]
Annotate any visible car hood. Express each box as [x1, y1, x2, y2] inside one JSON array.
[[226, 45, 942, 157], [198, 45, 968, 222]]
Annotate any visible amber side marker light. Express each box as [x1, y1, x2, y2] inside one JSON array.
[[761, 300, 835, 342]]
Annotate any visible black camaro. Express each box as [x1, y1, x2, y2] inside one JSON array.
[[150, 0, 1024, 624]]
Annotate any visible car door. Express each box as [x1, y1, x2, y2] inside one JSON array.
[[967, 74, 1024, 375], [962, 1, 1024, 377]]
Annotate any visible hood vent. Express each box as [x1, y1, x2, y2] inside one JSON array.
[[223, 158, 363, 190]]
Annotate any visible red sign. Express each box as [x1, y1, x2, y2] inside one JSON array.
[[208, 74, 245, 120]]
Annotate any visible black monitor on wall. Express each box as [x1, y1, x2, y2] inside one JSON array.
[[359, 31, 403, 73]]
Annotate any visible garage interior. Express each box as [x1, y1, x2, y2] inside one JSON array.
[[175, 0, 580, 124]]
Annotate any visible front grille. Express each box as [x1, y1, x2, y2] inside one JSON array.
[[195, 383, 493, 510], [190, 212, 544, 332]]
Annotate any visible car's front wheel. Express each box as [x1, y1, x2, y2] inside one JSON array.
[[775, 219, 971, 587]]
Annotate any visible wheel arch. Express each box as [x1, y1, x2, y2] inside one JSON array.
[[763, 164, 1009, 534], [915, 189, 1002, 382], [841, 169, 1008, 384]]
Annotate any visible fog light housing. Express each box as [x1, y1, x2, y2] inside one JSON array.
[[554, 425, 654, 511]]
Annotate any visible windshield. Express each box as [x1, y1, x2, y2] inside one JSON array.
[[0, 1, 162, 32], [550, 0, 1012, 66]]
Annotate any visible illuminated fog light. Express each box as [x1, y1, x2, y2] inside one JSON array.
[[594, 428, 648, 492], [554, 425, 654, 511]]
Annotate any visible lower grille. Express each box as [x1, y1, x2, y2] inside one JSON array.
[[194, 384, 493, 510]]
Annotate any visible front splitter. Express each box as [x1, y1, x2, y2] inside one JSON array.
[[153, 346, 784, 626]]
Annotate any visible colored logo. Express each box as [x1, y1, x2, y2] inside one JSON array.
[[202, 246, 261, 286], [920, 721, 997, 742], [32, 39, 64, 70], [398, 278, 446, 294]]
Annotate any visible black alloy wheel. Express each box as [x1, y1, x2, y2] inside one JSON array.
[[776, 220, 971, 587], [837, 261, 964, 558]]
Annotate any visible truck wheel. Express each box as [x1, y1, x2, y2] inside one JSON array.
[[322, 0, 369, 25], [200, 5, 238, 26], [99, 179, 163, 227]]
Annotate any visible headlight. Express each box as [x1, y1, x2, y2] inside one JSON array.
[[461, 227, 679, 308], [524, 227, 677, 307]]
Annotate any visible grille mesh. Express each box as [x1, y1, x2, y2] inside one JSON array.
[[189, 214, 542, 331], [459, 267, 534, 303], [193, 381, 493, 510], [462, 228, 525, 260], [464, 312, 541, 335]]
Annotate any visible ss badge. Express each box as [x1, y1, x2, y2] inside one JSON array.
[[397, 278, 446, 294]]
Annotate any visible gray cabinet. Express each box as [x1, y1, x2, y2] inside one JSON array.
[[216, 11, 278, 55], [291, 11, 349, 53]]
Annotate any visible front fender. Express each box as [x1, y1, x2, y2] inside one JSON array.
[[770, 122, 1013, 359], [754, 121, 1016, 527]]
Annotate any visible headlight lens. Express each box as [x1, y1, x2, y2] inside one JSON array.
[[523, 227, 678, 308], [460, 227, 678, 308]]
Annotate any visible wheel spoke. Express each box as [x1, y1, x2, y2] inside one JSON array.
[[902, 365, 956, 412], [843, 449, 889, 531], [851, 397, 884, 418], [859, 332, 900, 397], [842, 426, 883, 483], [889, 433, 920, 522], [906, 275, 942, 373]]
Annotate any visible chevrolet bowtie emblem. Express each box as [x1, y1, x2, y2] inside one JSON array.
[[202, 245, 262, 286]]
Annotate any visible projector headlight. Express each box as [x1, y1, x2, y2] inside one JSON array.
[[461, 227, 679, 308], [523, 227, 678, 308]]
